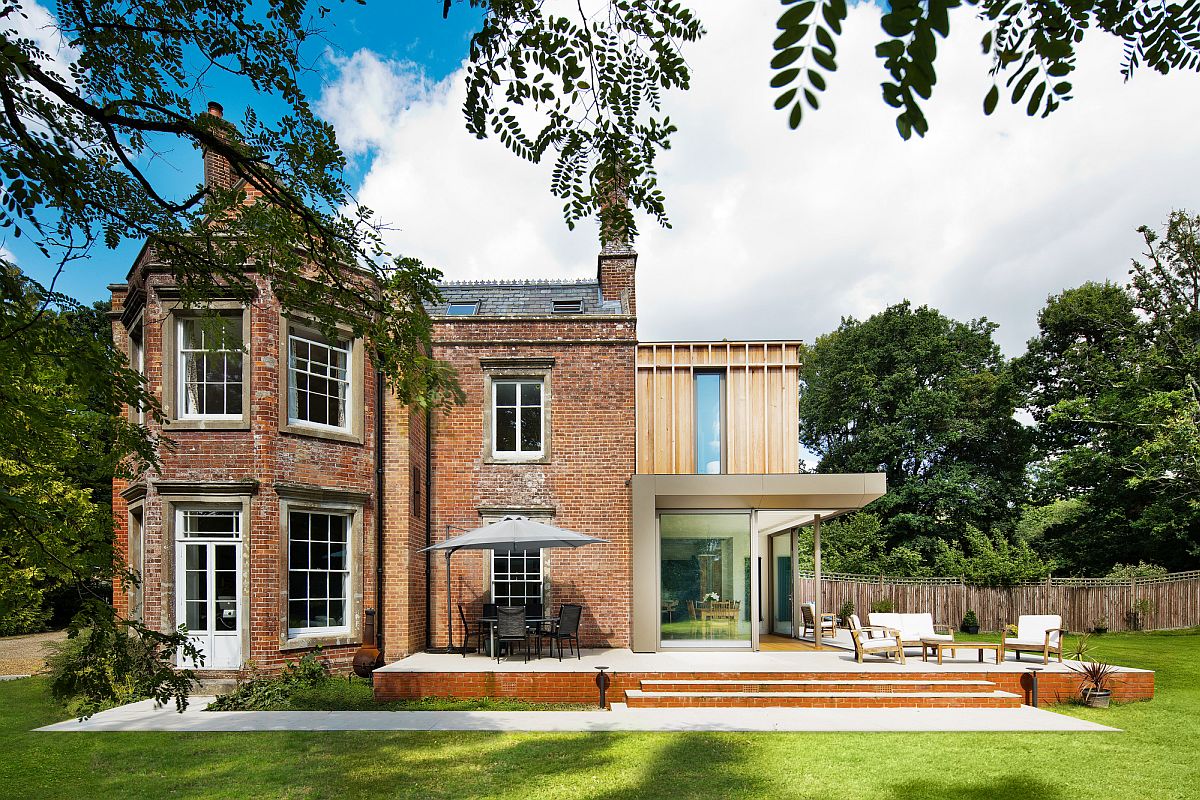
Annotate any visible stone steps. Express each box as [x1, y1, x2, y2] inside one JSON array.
[[623, 675, 1022, 709]]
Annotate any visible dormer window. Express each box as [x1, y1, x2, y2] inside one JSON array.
[[446, 301, 480, 316], [552, 299, 583, 314]]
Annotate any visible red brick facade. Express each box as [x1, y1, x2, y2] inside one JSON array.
[[113, 240, 638, 672], [111, 261, 378, 674]]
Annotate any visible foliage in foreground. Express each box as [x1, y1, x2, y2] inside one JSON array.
[[44, 625, 198, 718], [208, 651, 591, 712]]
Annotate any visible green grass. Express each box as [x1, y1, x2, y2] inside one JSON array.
[[2, 630, 1198, 799]]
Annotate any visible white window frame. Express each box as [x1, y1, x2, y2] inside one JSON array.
[[286, 328, 353, 433], [491, 548, 545, 607], [176, 315, 245, 420], [491, 378, 545, 460], [286, 509, 353, 638]]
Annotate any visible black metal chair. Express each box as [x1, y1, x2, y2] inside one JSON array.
[[543, 603, 583, 661], [458, 604, 483, 657], [495, 606, 533, 663]]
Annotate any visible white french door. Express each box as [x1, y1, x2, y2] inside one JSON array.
[[175, 508, 243, 670]]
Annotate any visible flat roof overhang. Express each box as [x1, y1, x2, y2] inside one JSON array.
[[630, 472, 887, 652], [632, 472, 886, 510]]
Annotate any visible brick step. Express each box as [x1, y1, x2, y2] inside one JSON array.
[[638, 678, 998, 694], [623, 689, 1022, 709]]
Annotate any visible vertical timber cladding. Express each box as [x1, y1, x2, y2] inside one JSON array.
[[635, 342, 802, 474]]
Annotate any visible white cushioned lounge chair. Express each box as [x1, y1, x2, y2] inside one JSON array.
[[868, 612, 955, 648], [848, 614, 906, 663], [1002, 614, 1067, 664]]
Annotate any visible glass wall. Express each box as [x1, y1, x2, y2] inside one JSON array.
[[659, 512, 751, 647]]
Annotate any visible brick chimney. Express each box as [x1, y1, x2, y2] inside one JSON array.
[[202, 101, 234, 191], [596, 186, 637, 316]]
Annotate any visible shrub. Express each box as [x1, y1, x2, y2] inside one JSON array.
[[44, 624, 193, 717], [0, 564, 50, 636], [837, 599, 854, 622], [869, 598, 895, 614], [1106, 562, 1169, 580], [209, 650, 331, 711], [961, 610, 979, 630]]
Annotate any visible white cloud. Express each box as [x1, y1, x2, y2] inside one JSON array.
[[2, 1, 77, 72], [319, 1, 1200, 355]]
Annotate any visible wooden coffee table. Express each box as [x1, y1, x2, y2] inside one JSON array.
[[920, 638, 1002, 665]]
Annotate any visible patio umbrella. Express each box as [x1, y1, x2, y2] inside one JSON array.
[[420, 515, 608, 653]]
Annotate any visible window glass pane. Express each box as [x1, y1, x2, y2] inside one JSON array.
[[492, 548, 542, 607], [447, 302, 479, 316], [287, 510, 351, 632], [179, 316, 242, 417], [694, 372, 724, 474], [495, 408, 517, 451], [287, 332, 351, 429], [186, 601, 207, 632], [520, 407, 542, 452], [521, 382, 541, 405], [496, 382, 517, 406]]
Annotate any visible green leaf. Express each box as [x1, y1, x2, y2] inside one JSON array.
[[778, 2, 818, 29], [771, 68, 801, 88], [808, 69, 827, 91], [813, 49, 837, 71], [771, 47, 806, 70], [775, 88, 798, 110], [789, 102, 804, 128], [983, 84, 999, 115], [1027, 81, 1046, 116]]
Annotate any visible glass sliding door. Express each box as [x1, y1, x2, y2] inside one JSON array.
[[659, 512, 752, 647]]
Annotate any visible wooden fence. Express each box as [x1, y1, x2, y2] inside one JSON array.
[[798, 569, 1200, 633]]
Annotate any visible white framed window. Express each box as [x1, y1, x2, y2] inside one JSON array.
[[446, 301, 480, 315], [492, 379, 544, 458], [287, 329, 351, 431], [179, 508, 242, 538], [492, 549, 543, 607], [177, 316, 244, 418], [287, 510, 351, 636]]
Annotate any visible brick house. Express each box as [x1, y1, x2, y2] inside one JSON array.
[[110, 119, 885, 674]]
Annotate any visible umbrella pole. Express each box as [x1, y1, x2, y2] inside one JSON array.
[[445, 549, 454, 652]]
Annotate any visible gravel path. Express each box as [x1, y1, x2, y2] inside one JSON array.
[[0, 629, 67, 676]]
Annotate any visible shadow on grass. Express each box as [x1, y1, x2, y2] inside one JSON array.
[[887, 775, 1064, 800]]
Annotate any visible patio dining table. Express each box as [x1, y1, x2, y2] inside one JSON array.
[[480, 615, 559, 659]]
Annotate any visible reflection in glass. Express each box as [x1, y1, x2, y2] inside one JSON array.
[[659, 513, 751, 646], [694, 372, 723, 474]]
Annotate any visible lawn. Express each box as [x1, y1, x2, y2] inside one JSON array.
[[1, 630, 1198, 800]]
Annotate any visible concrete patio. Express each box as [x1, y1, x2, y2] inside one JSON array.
[[37, 694, 1118, 733]]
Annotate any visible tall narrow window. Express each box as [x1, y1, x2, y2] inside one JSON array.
[[287, 511, 351, 635], [129, 314, 145, 425], [178, 316, 243, 418], [288, 329, 351, 430], [492, 549, 543, 607], [492, 379, 544, 458], [694, 371, 724, 474]]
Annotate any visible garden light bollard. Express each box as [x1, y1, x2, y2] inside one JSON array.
[[595, 666, 611, 708], [1026, 666, 1043, 707]]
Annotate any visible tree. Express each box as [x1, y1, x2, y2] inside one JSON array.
[[453, 0, 1200, 236], [771, 0, 1200, 140], [1014, 212, 1200, 572], [1, 0, 464, 713], [798, 301, 1031, 559]]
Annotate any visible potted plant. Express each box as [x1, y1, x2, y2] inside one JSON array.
[[1092, 618, 1109, 635], [1070, 659, 1119, 708], [961, 610, 980, 635], [837, 599, 854, 626]]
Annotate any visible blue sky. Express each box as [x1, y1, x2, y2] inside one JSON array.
[[8, 0, 1200, 362], [8, 2, 484, 304]]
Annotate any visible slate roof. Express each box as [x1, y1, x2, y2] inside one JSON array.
[[427, 279, 623, 316]]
